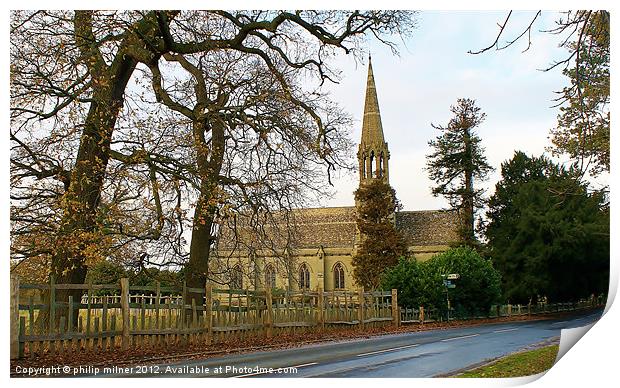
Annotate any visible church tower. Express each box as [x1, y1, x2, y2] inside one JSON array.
[[354, 56, 394, 253], [358, 55, 390, 187]]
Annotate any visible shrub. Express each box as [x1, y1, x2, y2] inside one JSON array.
[[381, 246, 502, 316], [380, 257, 423, 308], [423, 246, 502, 316]]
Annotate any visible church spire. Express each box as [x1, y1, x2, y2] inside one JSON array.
[[358, 55, 390, 185], [361, 55, 386, 145]]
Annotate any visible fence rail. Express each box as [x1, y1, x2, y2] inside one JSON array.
[[10, 274, 601, 360], [399, 300, 600, 324], [9, 275, 397, 359]]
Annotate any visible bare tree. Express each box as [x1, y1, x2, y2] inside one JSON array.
[[11, 11, 417, 299]]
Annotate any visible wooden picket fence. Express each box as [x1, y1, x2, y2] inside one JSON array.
[[9, 275, 398, 359], [399, 299, 599, 324]]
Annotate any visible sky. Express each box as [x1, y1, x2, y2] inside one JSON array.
[[314, 11, 609, 211]]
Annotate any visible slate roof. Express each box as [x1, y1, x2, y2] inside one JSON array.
[[216, 206, 459, 251], [395, 210, 460, 246]]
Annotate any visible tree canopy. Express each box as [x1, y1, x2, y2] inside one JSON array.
[[485, 151, 609, 303], [10, 11, 417, 290], [550, 11, 609, 177]]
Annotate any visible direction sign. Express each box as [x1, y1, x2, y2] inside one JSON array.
[[447, 274, 460, 280]]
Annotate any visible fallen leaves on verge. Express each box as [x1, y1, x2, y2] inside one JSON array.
[[10, 311, 581, 376]]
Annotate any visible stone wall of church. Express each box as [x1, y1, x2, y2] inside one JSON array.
[[213, 241, 457, 292], [213, 247, 358, 292]]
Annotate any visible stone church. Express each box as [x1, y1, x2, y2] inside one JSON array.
[[213, 58, 459, 292]]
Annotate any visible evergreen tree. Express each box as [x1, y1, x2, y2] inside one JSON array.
[[426, 98, 493, 246], [352, 179, 407, 290], [486, 151, 609, 303]]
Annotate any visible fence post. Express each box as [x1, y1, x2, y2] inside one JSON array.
[[391, 289, 399, 327], [155, 282, 161, 333], [419, 306, 425, 324], [10, 275, 20, 359], [49, 276, 56, 334], [265, 287, 273, 337], [507, 303, 512, 317], [318, 288, 325, 328], [205, 283, 213, 345], [120, 278, 130, 350], [19, 316, 26, 358], [181, 281, 187, 345], [358, 289, 365, 330]]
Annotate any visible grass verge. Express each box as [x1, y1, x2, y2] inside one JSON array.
[[457, 344, 559, 378]]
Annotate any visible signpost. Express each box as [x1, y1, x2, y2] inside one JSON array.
[[442, 280, 456, 288], [441, 274, 459, 321]]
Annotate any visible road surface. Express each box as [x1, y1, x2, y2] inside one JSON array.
[[99, 309, 602, 378]]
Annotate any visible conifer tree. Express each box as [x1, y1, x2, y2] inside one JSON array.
[[485, 151, 609, 303], [426, 98, 493, 246]]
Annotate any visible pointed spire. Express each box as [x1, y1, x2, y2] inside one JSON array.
[[361, 55, 385, 145], [358, 55, 390, 186]]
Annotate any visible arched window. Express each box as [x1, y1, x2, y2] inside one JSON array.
[[264, 264, 276, 289], [299, 263, 310, 289], [379, 152, 384, 178], [369, 151, 375, 178], [334, 263, 345, 289], [230, 264, 243, 290]]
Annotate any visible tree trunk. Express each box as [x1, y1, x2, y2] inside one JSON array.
[[184, 116, 226, 316], [185, 193, 214, 299], [47, 11, 155, 325], [462, 126, 475, 245], [50, 87, 130, 316]]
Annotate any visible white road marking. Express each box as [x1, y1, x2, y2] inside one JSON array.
[[551, 321, 568, 326], [234, 362, 318, 377], [493, 328, 519, 333], [356, 344, 419, 357], [440, 334, 480, 342], [290, 362, 319, 368], [235, 370, 270, 378]]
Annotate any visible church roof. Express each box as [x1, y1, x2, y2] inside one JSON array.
[[215, 206, 459, 252], [215, 207, 358, 251], [288, 207, 358, 248], [395, 210, 461, 246]]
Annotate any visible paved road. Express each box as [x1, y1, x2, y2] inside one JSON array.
[[100, 309, 602, 378]]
